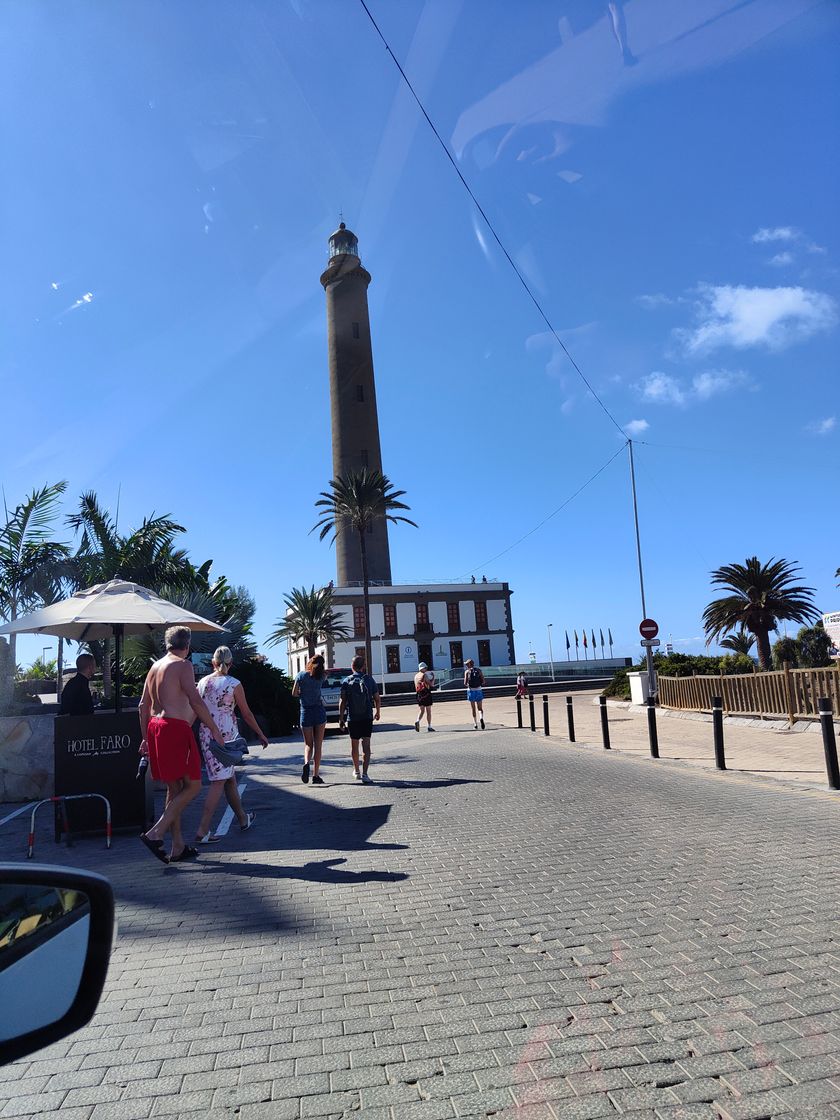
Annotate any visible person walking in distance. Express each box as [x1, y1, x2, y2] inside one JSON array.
[[464, 658, 486, 729], [339, 654, 381, 783], [193, 646, 269, 844], [413, 662, 435, 732], [138, 625, 226, 864], [293, 654, 327, 784], [515, 669, 529, 702]]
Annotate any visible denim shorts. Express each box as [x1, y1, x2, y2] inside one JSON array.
[[467, 689, 484, 702], [301, 705, 327, 728]]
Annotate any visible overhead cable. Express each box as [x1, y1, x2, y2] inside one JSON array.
[[358, 0, 628, 441]]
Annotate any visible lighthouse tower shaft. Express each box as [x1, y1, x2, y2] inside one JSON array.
[[320, 225, 392, 586]]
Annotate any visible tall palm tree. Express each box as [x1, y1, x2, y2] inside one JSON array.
[[312, 470, 416, 669], [703, 556, 819, 670], [266, 585, 352, 662], [719, 626, 755, 656], [67, 491, 189, 697], [0, 481, 69, 703]]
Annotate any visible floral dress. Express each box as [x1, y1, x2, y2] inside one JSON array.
[[198, 672, 240, 781]]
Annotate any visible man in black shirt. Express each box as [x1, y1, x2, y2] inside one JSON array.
[[60, 653, 96, 716]]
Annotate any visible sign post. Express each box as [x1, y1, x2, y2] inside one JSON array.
[[639, 619, 659, 700]]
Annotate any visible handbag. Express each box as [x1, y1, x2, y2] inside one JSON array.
[[208, 735, 249, 767]]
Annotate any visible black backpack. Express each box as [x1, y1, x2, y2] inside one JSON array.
[[346, 674, 372, 720], [467, 667, 482, 688]]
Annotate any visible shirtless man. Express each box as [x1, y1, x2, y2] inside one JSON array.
[[138, 625, 225, 864]]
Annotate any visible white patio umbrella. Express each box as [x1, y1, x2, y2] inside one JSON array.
[[0, 580, 225, 712]]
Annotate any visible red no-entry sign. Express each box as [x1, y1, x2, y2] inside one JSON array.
[[639, 618, 659, 639]]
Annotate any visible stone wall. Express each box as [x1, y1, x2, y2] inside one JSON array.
[[0, 715, 54, 803]]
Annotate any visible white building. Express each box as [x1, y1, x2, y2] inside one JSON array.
[[286, 581, 515, 690]]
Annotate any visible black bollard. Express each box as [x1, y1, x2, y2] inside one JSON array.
[[566, 696, 575, 742], [529, 695, 536, 732], [818, 697, 840, 791], [646, 696, 659, 759], [516, 697, 523, 729], [711, 695, 726, 770], [599, 695, 611, 750], [543, 695, 550, 736]]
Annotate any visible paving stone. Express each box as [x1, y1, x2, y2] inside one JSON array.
[[2, 724, 840, 1120]]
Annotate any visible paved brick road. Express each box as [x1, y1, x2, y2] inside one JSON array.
[[1, 716, 839, 1120]]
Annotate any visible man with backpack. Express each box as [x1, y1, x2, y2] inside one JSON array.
[[464, 658, 486, 730], [339, 655, 381, 783]]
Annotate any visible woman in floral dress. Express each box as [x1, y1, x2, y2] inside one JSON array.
[[194, 646, 269, 844]]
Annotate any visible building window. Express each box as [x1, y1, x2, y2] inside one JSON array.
[[353, 605, 366, 637], [449, 641, 463, 669], [447, 602, 460, 632], [416, 603, 431, 633], [417, 643, 433, 671], [478, 640, 491, 667], [474, 601, 488, 630], [355, 646, 366, 661], [352, 321, 360, 339], [384, 604, 397, 636], [386, 645, 400, 673]]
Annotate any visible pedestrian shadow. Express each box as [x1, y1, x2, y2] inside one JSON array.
[[196, 856, 408, 886], [369, 778, 491, 790]]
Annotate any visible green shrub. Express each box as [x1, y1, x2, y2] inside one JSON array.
[[233, 658, 297, 737], [602, 667, 630, 699], [772, 636, 799, 669], [718, 653, 756, 675], [796, 622, 832, 668]]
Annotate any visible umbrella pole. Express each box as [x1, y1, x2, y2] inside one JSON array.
[[114, 625, 124, 714]]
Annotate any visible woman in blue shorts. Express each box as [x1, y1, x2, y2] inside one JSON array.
[[293, 654, 327, 785]]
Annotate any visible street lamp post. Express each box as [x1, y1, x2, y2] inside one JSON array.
[[378, 633, 386, 696], [42, 646, 51, 667], [547, 624, 555, 682]]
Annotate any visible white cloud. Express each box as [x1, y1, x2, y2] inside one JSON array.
[[624, 419, 649, 436], [807, 242, 828, 255], [638, 368, 749, 406], [691, 369, 750, 400], [637, 293, 675, 310], [640, 372, 685, 405], [807, 416, 836, 436], [752, 226, 799, 243], [557, 169, 582, 184], [768, 252, 793, 267], [680, 284, 838, 353]]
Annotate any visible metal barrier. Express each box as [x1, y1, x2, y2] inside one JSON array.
[[28, 794, 112, 859]]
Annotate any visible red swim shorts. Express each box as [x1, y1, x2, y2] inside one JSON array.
[[147, 717, 200, 782]]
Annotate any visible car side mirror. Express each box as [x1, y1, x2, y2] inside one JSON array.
[[0, 865, 115, 1065]]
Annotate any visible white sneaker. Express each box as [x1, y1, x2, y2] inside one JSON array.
[[352, 770, 361, 781], [361, 772, 372, 784], [473, 723, 478, 730]]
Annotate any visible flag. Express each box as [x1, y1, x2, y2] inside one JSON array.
[[582, 631, 588, 647], [608, 628, 613, 645], [574, 630, 579, 648], [591, 629, 597, 655], [600, 628, 605, 650], [565, 630, 570, 650]]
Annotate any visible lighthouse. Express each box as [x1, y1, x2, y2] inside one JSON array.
[[285, 222, 518, 689], [320, 223, 392, 586]]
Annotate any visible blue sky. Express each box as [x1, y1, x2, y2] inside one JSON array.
[[3, 0, 839, 669]]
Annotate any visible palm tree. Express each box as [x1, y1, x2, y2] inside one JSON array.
[[266, 585, 352, 662], [122, 578, 257, 678], [312, 470, 417, 669], [703, 556, 819, 670], [719, 626, 755, 657], [0, 482, 69, 704], [67, 491, 189, 697]]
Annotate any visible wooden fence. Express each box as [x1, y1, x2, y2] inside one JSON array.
[[658, 664, 840, 724]]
